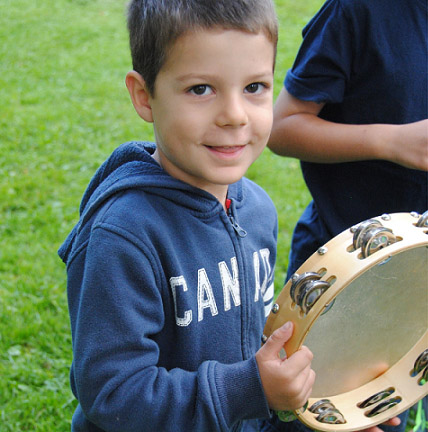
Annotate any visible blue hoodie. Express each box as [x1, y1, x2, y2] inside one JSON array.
[[59, 142, 277, 431]]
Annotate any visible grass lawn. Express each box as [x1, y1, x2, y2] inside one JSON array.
[[0, 0, 418, 430]]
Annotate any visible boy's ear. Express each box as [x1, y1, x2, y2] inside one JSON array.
[[125, 71, 154, 123]]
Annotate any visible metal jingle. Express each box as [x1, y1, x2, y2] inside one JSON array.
[[290, 272, 321, 304], [357, 388, 395, 408], [419, 365, 428, 385], [365, 397, 402, 418], [361, 227, 396, 258], [416, 210, 428, 227], [297, 280, 331, 314], [309, 399, 335, 414], [352, 219, 383, 250], [413, 349, 428, 375], [316, 408, 346, 424]]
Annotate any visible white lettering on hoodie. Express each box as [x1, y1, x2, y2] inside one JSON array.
[[170, 248, 273, 326]]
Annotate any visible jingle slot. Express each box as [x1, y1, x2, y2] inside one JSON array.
[[357, 387, 395, 408], [346, 244, 356, 253], [317, 268, 327, 277], [411, 349, 428, 377], [364, 397, 402, 418], [326, 275, 337, 285]]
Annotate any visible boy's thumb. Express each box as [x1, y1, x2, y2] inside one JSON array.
[[263, 321, 294, 358]]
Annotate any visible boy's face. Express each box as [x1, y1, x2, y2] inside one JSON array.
[[134, 29, 274, 204]]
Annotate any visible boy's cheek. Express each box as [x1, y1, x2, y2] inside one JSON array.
[[257, 110, 274, 140]]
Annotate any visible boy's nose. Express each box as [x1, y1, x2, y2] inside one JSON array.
[[216, 94, 249, 127]]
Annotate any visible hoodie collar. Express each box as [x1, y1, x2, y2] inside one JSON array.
[[59, 141, 243, 263]]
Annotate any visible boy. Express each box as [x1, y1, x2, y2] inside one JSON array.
[[59, 0, 315, 430]]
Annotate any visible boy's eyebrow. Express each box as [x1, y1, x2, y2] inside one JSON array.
[[176, 71, 274, 82]]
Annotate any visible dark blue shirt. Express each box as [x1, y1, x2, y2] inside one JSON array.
[[285, 0, 428, 236]]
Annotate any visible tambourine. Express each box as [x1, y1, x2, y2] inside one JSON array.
[[263, 211, 428, 432]]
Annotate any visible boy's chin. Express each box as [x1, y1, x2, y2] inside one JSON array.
[[212, 167, 249, 185]]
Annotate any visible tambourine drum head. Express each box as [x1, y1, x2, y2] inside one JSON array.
[[307, 245, 427, 398]]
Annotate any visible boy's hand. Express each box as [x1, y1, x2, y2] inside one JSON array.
[[256, 321, 315, 411]]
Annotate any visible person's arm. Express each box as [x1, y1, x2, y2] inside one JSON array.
[[268, 88, 428, 171]]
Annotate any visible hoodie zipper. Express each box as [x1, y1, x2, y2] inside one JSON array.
[[225, 197, 252, 360], [226, 198, 247, 238]]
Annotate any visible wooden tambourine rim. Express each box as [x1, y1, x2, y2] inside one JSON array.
[[264, 212, 428, 431]]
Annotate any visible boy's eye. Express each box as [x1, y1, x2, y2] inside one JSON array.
[[189, 85, 212, 96], [245, 82, 265, 94]]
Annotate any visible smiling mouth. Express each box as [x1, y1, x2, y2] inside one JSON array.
[[206, 145, 245, 153]]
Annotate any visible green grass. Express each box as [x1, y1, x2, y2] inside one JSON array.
[[0, 0, 417, 430]]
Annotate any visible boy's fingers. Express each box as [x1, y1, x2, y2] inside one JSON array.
[[262, 322, 294, 358], [286, 359, 315, 397], [284, 346, 314, 375], [301, 368, 316, 400]]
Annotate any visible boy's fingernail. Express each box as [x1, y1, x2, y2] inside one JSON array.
[[282, 321, 292, 330]]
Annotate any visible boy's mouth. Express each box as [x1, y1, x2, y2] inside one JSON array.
[[205, 145, 245, 153]]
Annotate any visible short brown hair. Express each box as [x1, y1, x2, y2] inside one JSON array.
[[127, 0, 278, 96]]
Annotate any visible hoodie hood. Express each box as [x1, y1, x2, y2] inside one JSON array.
[[59, 141, 243, 264]]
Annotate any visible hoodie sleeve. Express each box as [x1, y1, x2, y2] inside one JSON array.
[[67, 225, 270, 432]]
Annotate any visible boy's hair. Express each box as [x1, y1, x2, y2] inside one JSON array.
[[127, 0, 278, 96]]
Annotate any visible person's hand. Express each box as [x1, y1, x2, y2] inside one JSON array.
[[388, 119, 428, 171], [256, 321, 315, 411], [359, 416, 401, 432]]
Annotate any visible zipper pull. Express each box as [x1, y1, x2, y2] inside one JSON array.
[[229, 215, 247, 237], [226, 198, 247, 237]]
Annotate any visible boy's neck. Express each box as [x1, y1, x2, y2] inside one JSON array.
[[151, 149, 230, 211]]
